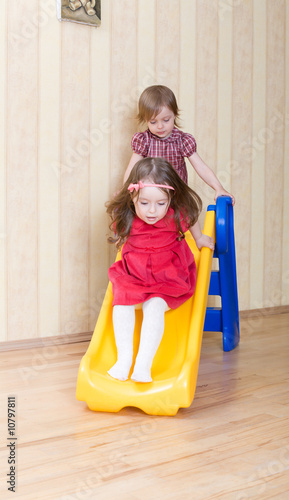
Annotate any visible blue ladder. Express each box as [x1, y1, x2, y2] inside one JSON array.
[[204, 196, 240, 352]]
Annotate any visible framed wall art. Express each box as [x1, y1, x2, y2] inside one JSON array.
[[57, 0, 101, 27]]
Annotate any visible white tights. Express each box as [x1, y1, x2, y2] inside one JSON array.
[[108, 297, 168, 383]]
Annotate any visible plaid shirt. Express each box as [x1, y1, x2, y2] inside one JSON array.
[[131, 127, 197, 184]]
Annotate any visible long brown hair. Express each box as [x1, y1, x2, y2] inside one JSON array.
[[106, 158, 202, 248]]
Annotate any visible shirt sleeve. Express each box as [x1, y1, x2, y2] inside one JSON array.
[[131, 132, 149, 156], [181, 133, 197, 157]]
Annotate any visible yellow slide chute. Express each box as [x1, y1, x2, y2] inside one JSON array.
[[76, 208, 215, 416]]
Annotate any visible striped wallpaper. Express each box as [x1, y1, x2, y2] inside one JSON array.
[[0, 0, 288, 343]]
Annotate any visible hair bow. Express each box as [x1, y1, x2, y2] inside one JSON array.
[[127, 181, 175, 193], [127, 181, 144, 193]]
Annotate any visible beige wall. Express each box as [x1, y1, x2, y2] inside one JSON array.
[[0, 0, 288, 343]]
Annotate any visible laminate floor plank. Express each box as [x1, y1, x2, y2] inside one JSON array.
[[0, 313, 288, 499]]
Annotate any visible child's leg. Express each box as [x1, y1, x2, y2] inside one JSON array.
[[108, 305, 135, 381], [131, 297, 168, 383]]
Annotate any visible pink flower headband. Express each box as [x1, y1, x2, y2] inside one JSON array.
[[128, 181, 175, 193]]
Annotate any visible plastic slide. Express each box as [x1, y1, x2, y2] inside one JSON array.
[[76, 207, 215, 416]]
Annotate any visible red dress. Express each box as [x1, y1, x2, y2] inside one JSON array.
[[131, 128, 197, 183], [108, 208, 197, 309]]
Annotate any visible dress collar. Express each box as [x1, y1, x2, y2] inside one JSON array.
[[147, 127, 180, 143], [133, 207, 175, 230]]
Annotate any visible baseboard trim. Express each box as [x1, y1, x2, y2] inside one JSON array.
[[0, 331, 93, 352], [0, 305, 288, 352], [239, 305, 289, 319]]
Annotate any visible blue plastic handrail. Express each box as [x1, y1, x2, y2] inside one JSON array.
[[204, 196, 240, 351]]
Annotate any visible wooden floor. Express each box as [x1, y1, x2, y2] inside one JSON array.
[[0, 312, 289, 500]]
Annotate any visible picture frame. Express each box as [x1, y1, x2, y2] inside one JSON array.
[[57, 0, 101, 27]]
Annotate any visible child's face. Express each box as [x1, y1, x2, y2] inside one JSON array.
[[133, 184, 170, 225], [147, 106, 175, 139]]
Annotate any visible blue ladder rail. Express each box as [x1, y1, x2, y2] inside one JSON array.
[[204, 196, 240, 352]]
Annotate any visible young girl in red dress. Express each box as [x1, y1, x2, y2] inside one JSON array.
[[123, 85, 235, 205], [106, 157, 214, 383]]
